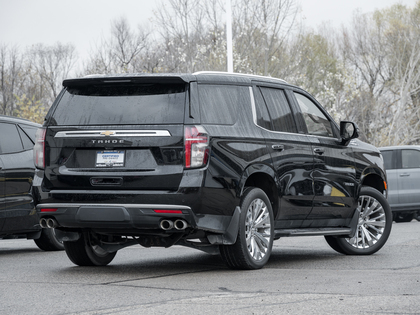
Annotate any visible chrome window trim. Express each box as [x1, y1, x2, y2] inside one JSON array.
[[249, 86, 309, 138]]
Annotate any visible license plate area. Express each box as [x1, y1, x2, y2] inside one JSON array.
[[96, 150, 125, 167]]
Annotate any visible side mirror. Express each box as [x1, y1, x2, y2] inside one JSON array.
[[340, 121, 359, 145]]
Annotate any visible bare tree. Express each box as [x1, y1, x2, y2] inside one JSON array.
[[384, 4, 420, 145], [0, 44, 22, 115], [233, 0, 299, 76], [29, 42, 77, 103], [83, 16, 152, 74], [155, 0, 208, 72]]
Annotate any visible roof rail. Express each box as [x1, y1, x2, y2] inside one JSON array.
[[193, 71, 287, 84]]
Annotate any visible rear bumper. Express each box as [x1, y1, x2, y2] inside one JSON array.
[[36, 203, 240, 244]]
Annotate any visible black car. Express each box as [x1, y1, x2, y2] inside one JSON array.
[[0, 115, 63, 250], [33, 72, 392, 269]]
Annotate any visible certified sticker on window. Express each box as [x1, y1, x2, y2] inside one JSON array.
[[96, 150, 125, 167]]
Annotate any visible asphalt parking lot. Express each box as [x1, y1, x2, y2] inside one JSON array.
[[1, 221, 419, 315]]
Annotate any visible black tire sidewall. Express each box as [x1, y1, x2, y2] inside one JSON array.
[[34, 228, 64, 251], [337, 186, 392, 255], [64, 233, 116, 266], [85, 241, 117, 266]]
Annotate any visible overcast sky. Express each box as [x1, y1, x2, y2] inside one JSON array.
[[0, 0, 417, 63]]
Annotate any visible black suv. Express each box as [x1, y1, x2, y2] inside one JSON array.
[[0, 115, 63, 250], [34, 72, 392, 269]]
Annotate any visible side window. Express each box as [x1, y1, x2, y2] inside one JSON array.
[[253, 87, 273, 130], [294, 92, 334, 137], [17, 125, 35, 150], [0, 123, 24, 154], [199, 84, 248, 125], [402, 149, 420, 169], [19, 124, 38, 142], [381, 150, 395, 170], [256, 87, 297, 133]]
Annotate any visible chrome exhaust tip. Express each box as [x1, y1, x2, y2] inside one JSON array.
[[46, 218, 58, 229], [174, 219, 188, 230], [160, 220, 174, 230], [39, 218, 48, 229]]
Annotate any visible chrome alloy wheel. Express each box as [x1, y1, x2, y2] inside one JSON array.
[[346, 194, 386, 249], [245, 198, 272, 261]]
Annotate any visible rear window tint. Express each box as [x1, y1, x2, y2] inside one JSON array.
[[17, 126, 35, 150], [381, 150, 395, 170], [259, 87, 297, 133], [51, 83, 187, 125], [19, 125, 38, 142], [0, 123, 23, 154], [402, 149, 420, 169], [199, 84, 248, 125]]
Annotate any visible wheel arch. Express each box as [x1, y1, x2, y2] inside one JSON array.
[[360, 167, 387, 195], [239, 164, 279, 218]]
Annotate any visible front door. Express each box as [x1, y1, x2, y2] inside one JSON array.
[[291, 92, 357, 227]]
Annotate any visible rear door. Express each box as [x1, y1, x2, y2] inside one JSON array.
[[252, 84, 314, 226], [397, 148, 420, 206], [44, 78, 188, 192], [291, 92, 357, 225]]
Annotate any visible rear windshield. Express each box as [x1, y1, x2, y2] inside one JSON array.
[[51, 83, 187, 125]]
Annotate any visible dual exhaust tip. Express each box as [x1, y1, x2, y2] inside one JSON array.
[[39, 218, 58, 229], [160, 219, 188, 231]]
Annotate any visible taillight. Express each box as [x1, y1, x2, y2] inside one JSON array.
[[40, 208, 57, 212], [184, 125, 209, 169], [34, 127, 46, 169], [153, 210, 183, 214]]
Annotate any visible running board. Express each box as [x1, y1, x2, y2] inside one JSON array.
[[274, 228, 352, 237]]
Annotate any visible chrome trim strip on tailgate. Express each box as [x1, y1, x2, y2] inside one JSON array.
[[54, 130, 171, 138]]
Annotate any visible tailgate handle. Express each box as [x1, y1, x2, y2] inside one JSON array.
[[90, 177, 123, 186]]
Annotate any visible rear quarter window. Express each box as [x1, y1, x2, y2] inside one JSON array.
[[198, 84, 249, 125], [0, 123, 24, 154]]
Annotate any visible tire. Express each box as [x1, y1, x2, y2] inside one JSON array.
[[325, 186, 392, 255], [34, 228, 64, 251], [220, 187, 274, 270], [394, 212, 415, 223], [63, 233, 117, 266]]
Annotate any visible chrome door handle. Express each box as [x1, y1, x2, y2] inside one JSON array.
[[272, 145, 284, 151], [400, 173, 410, 177], [314, 148, 325, 155]]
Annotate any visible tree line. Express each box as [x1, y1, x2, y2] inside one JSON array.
[[1, 0, 419, 147]]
